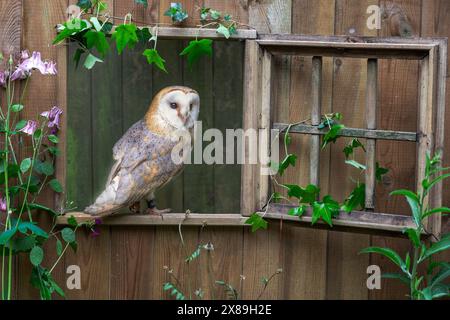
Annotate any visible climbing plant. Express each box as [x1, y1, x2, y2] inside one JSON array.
[[53, 1, 247, 71]]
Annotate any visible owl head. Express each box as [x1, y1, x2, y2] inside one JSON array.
[[146, 86, 200, 135]]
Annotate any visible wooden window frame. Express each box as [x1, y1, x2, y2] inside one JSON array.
[[59, 31, 447, 239], [241, 35, 448, 237]]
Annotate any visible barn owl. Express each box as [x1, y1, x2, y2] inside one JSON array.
[[85, 86, 200, 217]]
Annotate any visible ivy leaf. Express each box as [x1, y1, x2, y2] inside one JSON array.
[[245, 213, 268, 233], [84, 53, 103, 69], [180, 39, 213, 68], [216, 24, 231, 39], [77, 0, 92, 10], [342, 183, 365, 212], [112, 24, 138, 54], [84, 30, 110, 57], [321, 124, 344, 149], [134, 0, 148, 7], [376, 162, 389, 182], [343, 138, 366, 158], [345, 160, 366, 171], [143, 49, 167, 73], [30, 246, 44, 267], [164, 3, 188, 22], [288, 206, 306, 217], [136, 27, 152, 43], [311, 196, 340, 227], [271, 192, 282, 203], [278, 154, 297, 176]]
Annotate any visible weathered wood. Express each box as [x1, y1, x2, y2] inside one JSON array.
[[257, 39, 436, 59], [417, 51, 435, 229], [310, 56, 322, 187], [58, 212, 249, 226], [152, 27, 257, 40], [262, 204, 418, 235], [258, 50, 273, 209], [0, 0, 21, 55], [365, 59, 378, 210], [273, 123, 417, 141], [241, 40, 262, 216]]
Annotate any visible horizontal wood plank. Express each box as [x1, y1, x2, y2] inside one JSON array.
[[262, 204, 418, 237], [273, 123, 417, 141]]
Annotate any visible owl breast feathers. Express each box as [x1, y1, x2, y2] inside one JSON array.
[[85, 86, 199, 217]]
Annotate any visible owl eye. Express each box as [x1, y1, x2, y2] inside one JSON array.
[[170, 103, 178, 109], [190, 104, 194, 110]]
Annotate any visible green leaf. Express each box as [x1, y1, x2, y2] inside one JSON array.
[[11, 104, 24, 113], [0, 228, 17, 245], [61, 228, 76, 243], [382, 273, 410, 285], [135, 0, 148, 7], [10, 236, 36, 253], [84, 30, 110, 57], [278, 154, 297, 176], [283, 184, 319, 204], [423, 207, 450, 219], [73, 48, 85, 69], [288, 206, 306, 217], [245, 213, 268, 233], [180, 39, 213, 68], [30, 246, 44, 266], [390, 189, 421, 227], [143, 49, 167, 73], [112, 23, 138, 54], [83, 53, 103, 70], [343, 138, 366, 158], [68, 216, 79, 228], [342, 183, 365, 212], [49, 179, 63, 193], [185, 246, 201, 263], [77, 0, 92, 10], [403, 228, 421, 248], [18, 221, 48, 238], [311, 196, 340, 227], [15, 119, 27, 131], [56, 239, 63, 256], [321, 124, 344, 149], [136, 27, 152, 43], [35, 161, 54, 176], [425, 174, 450, 193], [376, 162, 389, 182], [48, 147, 61, 156], [431, 263, 450, 287], [20, 158, 32, 173], [27, 203, 59, 216], [360, 247, 405, 269], [48, 134, 59, 144], [216, 24, 231, 39], [420, 237, 450, 262], [345, 160, 366, 171]]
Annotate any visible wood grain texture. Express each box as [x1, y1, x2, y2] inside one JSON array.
[[326, 0, 377, 300], [17, 0, 69, 300], [371, 0, 422, 300], [0, 0, 21, 55]]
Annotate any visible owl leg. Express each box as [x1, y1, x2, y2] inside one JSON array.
[[146, 194, 171, 216]]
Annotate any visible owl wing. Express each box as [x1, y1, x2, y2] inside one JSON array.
[[85, 121, 178, 216]]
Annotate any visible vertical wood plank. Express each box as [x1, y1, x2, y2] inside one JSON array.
[[310, 56, 322, 187], [0, 0, 21, 55], [365, 59, 378, 210], [326, 0, 376, 300], [421, 0, 450, 240], [372, 0, 422, 300], [258, 50, 272, 209]]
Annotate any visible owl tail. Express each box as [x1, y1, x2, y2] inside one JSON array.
[[84, 178, 123, 217]]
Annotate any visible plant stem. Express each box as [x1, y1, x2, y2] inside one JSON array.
[[410, 246, 420, 300]]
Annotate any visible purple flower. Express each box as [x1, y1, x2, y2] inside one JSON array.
[[95, 218, 103, 225], [41, 106, 63, 130], [20, 50, 29, 60], [0, 70, 6, 87], [44, 61, 57, 75], [91, 227, 101, 238], [10, 64, 30, 81], [19, 120, 38, 135], [0, 196, 7, 212], [20, 51, 47, 74]]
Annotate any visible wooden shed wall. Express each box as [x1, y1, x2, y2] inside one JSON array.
[[0, 0, 449, 300]]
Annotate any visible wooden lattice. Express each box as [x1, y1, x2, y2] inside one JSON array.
[[241, 35, 448, 237]]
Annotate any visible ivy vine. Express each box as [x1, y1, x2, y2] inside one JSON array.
[[54, 1, 247, 71]]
